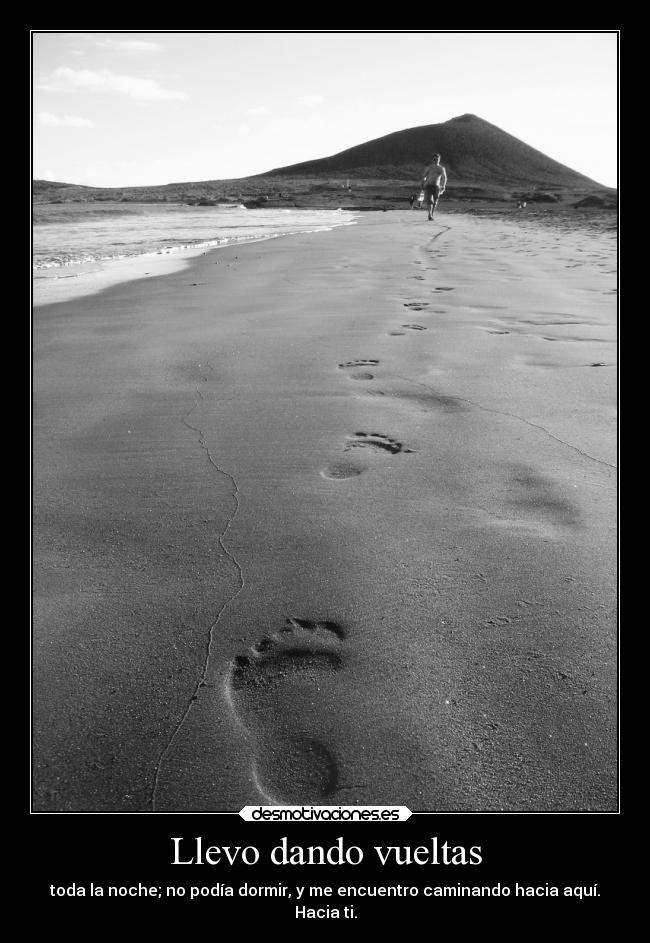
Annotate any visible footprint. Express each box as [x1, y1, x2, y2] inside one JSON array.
[[226, 619, 345, 802], [345, 432, 411, 454], [404, 302, 430, 310], [320, 461, 364, 480], [348, 371, 374, 381], [434, 287, 455, 292], [402, 324, 427, 331], [388, 330, 406, 336], [487, 330, 510, 335], [338, 359, 379, 369]]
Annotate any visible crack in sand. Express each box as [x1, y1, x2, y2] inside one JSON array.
[[150, 366, 244, 811], [392, 374, 615, 470]]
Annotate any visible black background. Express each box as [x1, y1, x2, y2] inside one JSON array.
[[30, 812, 623, 922]]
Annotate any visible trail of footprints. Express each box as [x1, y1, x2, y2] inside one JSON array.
[[331, 295, 449, 471], [226, 302, 430, 800], [392, 301, 430, 334], [229, 283, 456, 800], [225, 264, 588, 804], [328, 353, 417, 479]]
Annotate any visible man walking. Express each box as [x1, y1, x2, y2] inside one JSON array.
[[421, 153, 447, 221]]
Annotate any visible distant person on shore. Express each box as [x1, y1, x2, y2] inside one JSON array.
[[421, 153, 447, 221], [409, 194, 415, 209]]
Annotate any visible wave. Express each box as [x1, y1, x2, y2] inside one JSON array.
[[33, 206, 360, 271], [32, 223, 357, 271]]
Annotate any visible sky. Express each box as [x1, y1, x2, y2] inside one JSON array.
[[32, 31, 618, 189]]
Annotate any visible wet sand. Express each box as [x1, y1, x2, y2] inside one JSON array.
[[32, 211, 617, 811]]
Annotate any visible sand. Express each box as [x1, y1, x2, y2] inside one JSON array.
[[32, 211, 617, 812]]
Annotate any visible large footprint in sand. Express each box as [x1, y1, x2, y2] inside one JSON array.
[[226, 618, 346, 803]]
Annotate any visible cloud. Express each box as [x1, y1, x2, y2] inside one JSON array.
[[91, 39, 164, 54], [297, 95, 324, 107], [245, 106, 272, 117], [36, 67, 187, 102], [66, 38, 164, 55], [37, 112, 96, 128]]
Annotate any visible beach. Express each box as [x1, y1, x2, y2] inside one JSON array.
[[32, 210, 617, 812]]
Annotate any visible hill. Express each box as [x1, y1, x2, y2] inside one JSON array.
[[263, 114, 601, 189]]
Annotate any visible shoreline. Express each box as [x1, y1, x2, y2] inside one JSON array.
[[32, 205, 614, 309], [32, 242, 210, 308], [33, 210, 617, 811], [32, 214, 359, 308]]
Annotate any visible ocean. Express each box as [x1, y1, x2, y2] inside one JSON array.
[[33, 201, 358, 270], [32, 201, 359, 306]]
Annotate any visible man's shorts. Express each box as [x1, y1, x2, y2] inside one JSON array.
[[424, 184, 441, 199]]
